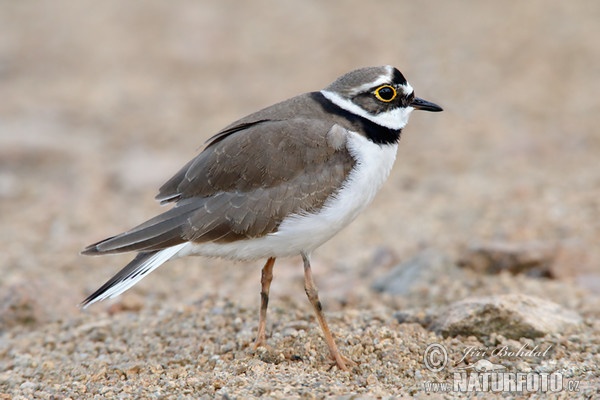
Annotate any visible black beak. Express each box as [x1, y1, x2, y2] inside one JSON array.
[[411, 97, 443, 112]]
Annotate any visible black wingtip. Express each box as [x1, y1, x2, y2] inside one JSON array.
[[80, 286, 100, 309], [79, 251, 160, 309], [80, 291, 100, 309], [79, 276, 112, 310], [80, 280, 109, 309], [79, 298, 92, 309]]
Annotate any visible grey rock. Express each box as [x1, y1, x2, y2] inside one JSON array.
[[393, 307, 436, 327], [0, 282, 42, 330], [432, 294, 582, 339], [371, 249, 457, 295], [457, 241, 556, 278]]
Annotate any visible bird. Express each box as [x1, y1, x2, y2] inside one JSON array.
[[81, 65, 442, 371]]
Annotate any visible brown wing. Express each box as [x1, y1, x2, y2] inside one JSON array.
[[82, 116, 355, 255]]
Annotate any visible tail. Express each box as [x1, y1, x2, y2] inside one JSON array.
[[81, 243, 187, 308]]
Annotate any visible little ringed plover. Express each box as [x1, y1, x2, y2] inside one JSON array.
[[82, 65, 442, 370]]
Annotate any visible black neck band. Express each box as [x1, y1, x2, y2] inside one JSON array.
[[312, 92, 401, 145]]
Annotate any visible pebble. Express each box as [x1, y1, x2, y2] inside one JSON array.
[[432, 293, 582, 339], [458, 240, 556, 277], [371, 249, 458, 295], [19, 381, 37, 391]]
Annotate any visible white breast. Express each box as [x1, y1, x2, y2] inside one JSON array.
[[179, 131, 398, 260]]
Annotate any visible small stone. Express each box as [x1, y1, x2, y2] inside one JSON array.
[[432, 294, 582, 339], [19, 381, 37, 391], [281, 327, 299, 337], [0, 282, 43, 329], [458, 241, 556, 277], [366, 374, 379, 385], [393, 308, 434, 326], [371, 249, 456, 295], [284, 320, 310, 331], [107, 295, 144, 314], [125, 364, 142, 376], [514, 360, 532, 372]]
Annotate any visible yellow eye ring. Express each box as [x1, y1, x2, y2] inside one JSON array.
[[374, 85, 397, 102]]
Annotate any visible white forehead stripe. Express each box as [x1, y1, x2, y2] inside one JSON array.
[[348, 74, 392, 96], [401, 82, 414, 95], [320, 90, 413, 130]]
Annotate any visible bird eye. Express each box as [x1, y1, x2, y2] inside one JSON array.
[[374, 85, 397, 102]]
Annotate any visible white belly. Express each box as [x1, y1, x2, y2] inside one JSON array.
[[178, 132, 398, 260]]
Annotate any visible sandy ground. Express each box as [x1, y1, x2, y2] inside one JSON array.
[[1, 1, 599, 398]]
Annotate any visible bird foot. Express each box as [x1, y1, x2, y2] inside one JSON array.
[[252, 338, 272, 351], [328, 352, 356, 371]]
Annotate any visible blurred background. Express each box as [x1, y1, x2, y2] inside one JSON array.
[[1, 1, 599, 323]]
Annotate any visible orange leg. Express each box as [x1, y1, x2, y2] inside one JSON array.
[[301, 253, 352, 371], [254, 257, 275, 349]]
